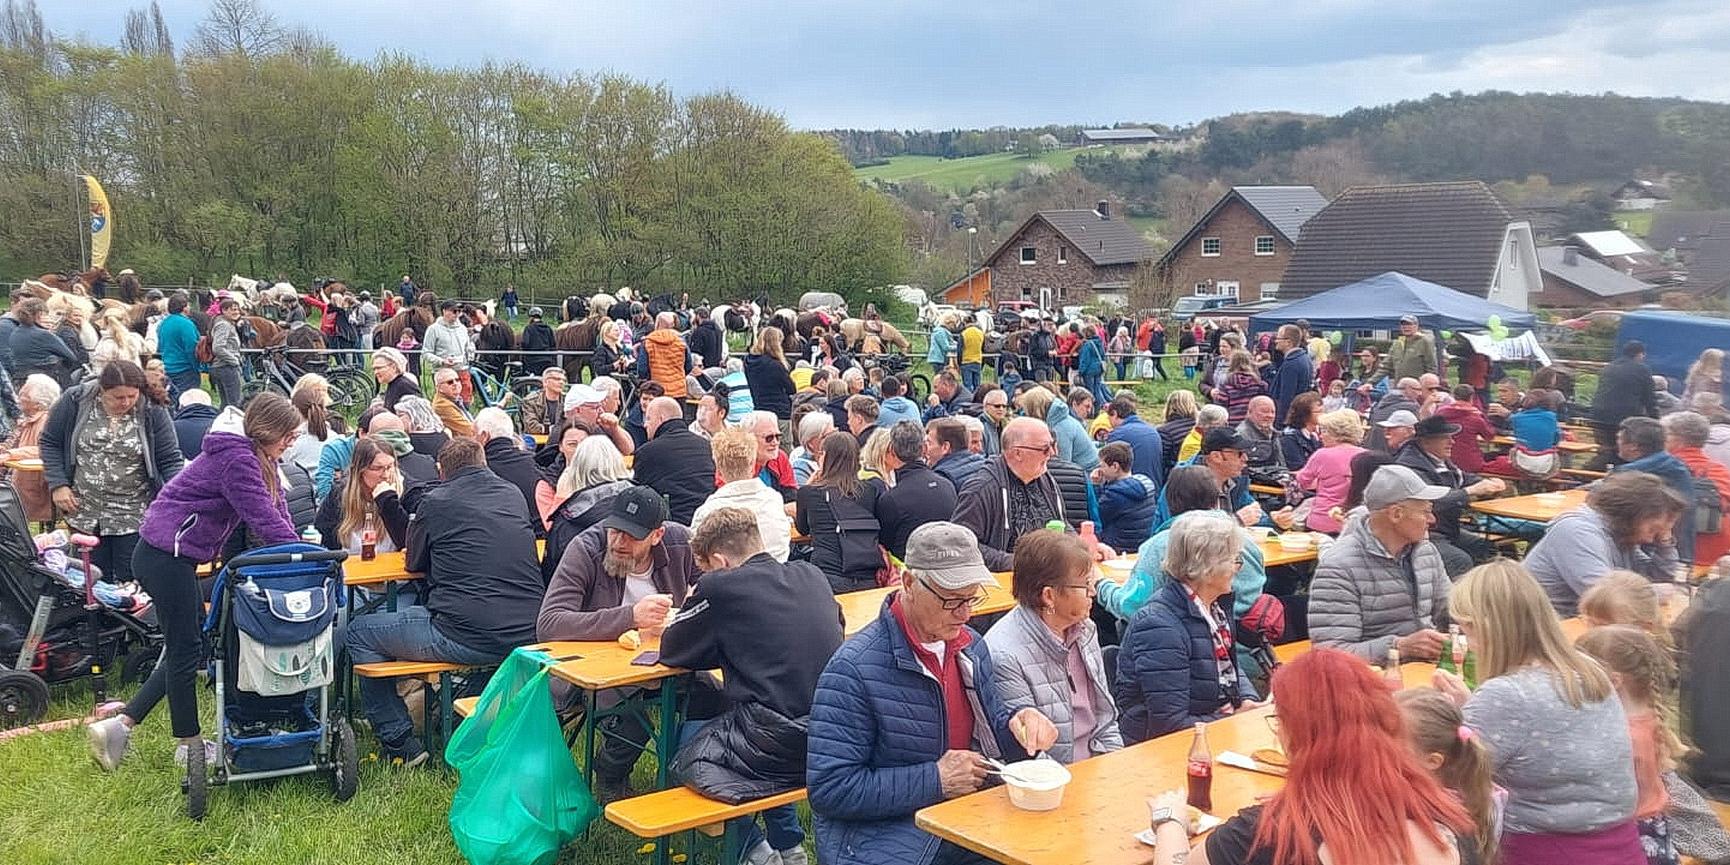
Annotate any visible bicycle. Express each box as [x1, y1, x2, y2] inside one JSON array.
[[467, 361, 541, 417], [857, 352, 931, 403], [241, 346, 376, 414]]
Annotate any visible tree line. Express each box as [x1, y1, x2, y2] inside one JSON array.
[[0, 0, 906, 305]]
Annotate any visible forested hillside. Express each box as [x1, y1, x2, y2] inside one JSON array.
[[0, 0, 905, 302]]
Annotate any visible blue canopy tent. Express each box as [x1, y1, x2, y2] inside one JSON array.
[[1247, 272, 1535, 335]]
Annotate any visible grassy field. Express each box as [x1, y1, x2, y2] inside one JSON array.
[[853, 149, 1086, 192], [0, 678, 796, 865], [1614, 210, 1656, 238]]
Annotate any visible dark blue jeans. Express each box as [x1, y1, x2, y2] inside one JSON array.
[[345, 605, 498, 753], [960, 362, 981, 391], [166, 367, 202, 403], [677, 718, 804, 855]]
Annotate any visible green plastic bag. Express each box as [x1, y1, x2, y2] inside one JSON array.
[[447, 648, 598, 865]]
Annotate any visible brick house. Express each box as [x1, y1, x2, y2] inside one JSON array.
[[942, 203, 1153, 308], [1152, 186, 1328, 304], [1535, 245, 1655, 308]]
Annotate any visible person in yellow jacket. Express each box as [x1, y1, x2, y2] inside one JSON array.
[[959, 320, 985, 391]]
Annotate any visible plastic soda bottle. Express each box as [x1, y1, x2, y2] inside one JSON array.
[[1439, 625, 1460, 675]]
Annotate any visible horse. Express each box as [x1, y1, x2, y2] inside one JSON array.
[[554, 315, 603, 381], [838, 317, 909, 353], [245, 316, 284, 349], [561, 295, 589, 324], [36, 266, 109, 294], [374, 306, 435, 351], [474, 319, 518, 381], [794, 309, 835, 341]]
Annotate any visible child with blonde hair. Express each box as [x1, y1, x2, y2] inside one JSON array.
[[1576, 625, 1685, 865], [1396, 689, 1501, 865], [1579, 570, 1673, 650]]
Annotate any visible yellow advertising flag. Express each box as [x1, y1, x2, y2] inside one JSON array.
[[83, 175, 112, 269]]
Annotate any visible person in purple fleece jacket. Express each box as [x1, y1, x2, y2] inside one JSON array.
[[87, 393, 305, 775]]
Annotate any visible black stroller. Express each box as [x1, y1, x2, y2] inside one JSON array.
[[192, 543, 356, 820], [0, 483, 160, 728]]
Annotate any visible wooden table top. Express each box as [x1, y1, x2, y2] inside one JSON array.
[[1469, 488, 1587, 522], [1097, 536, 1318, 583], [343, 540, 546, 587], [915, 662, 1434, 865], [1488, 436, 1598, 455], [3, 457, 43, 471]]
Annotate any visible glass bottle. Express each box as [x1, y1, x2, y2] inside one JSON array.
[[1186, 722, 1213, 812], [361, 512, 378, 562]]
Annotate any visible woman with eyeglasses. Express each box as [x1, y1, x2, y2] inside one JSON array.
[[1115, 510, 1262, 743], [983, 529, 1122, 763], [313, 438, 409, 557]]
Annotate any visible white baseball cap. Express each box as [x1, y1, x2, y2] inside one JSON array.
[[562, 383, 605, 412]]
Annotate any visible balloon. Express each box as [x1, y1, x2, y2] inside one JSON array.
[[1440, 330, 1452, 340], [1486, 314, 1501, 329], [1327, 330, 1342, 345]]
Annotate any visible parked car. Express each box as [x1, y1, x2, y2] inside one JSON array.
[[1172, 295, 1235, 321]]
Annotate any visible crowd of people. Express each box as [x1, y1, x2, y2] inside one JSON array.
[[8, 280, 1727, 865]]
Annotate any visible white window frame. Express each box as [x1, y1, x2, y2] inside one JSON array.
[[1214, 280, 1240, 298], [1057, 246, 1068, 264], [1254, 235, 1276, 256], [1193, 282, 1211, 296], [1259, 282, 1280, 299], [1200, 237, 1221, 257], [1019, 246, 1037, 265]]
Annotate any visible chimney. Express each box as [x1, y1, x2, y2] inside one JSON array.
[[1562, 246, 1578, 265], [1096, 200, 1110, 220]]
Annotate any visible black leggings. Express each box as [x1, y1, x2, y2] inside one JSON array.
[[123, 540, 205, 739]]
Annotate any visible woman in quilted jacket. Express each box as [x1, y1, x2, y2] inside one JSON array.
[[87, 393, 304, 776]]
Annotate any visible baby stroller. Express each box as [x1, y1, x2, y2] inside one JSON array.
[[192, 542, 355, 820], [0, 484, 160, 728]]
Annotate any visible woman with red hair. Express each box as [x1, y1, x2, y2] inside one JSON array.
[[1144, 648, 1482, 865]]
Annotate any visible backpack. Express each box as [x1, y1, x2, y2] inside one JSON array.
[[195, 334, 215, 364], [1693, 471, 1724, 538]]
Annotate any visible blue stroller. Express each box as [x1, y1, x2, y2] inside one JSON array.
[[190, 542, 355, 820]]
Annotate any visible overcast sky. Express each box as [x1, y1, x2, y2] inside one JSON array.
[[42, 0, 1730, 130]]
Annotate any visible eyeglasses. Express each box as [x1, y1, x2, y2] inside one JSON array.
[[760, 432, 781, 442], [1012, 443, 1056, 456], [919, 578, 986, 612], [1059, 582, 1097, 598]]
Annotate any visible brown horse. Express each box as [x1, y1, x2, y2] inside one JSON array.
[[553, 315, 603, 380], [36, 266, 110, 293], [245, 315, 284, 349], [838, 317, 909, 352], [374, 306, 435, 350]]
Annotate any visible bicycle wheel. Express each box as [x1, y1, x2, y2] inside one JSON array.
[[326, 369, 375, 414], [908, 373, 932, 404], [239, 377, 277, 406]]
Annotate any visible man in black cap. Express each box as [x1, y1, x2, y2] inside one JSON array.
[[537, 484, 701, 801], [1155, 428, 1296, 529], [1393, 414, 1507, 576], [520, 306, 556, 375]]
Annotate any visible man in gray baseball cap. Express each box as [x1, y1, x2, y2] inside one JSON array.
[[1307, 465, 1454, 664], [806, 521, 1059, 865]]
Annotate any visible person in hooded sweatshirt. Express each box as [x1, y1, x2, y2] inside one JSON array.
[[1017, 385, 1098, 471], [874, 374, 922, 429], [87, 394, 305, 774], [1092, 442, 1157, 552]]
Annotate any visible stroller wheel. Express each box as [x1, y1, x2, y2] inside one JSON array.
[[183, 743, 207, 821], [120, 648, 159, 685], [329, 719, 359, 802], [0, 670, 50, 729]]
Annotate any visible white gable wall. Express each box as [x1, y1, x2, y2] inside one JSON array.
[[1488, 221, 1540, 311]]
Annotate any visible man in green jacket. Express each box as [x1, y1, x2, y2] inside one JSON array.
[[1371, 314, 1437, 385]]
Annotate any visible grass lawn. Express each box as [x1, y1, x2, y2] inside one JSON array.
[[0, 679, 805, 865], [1613, 210, 1656, 238], [853, 149, 1085, 193]]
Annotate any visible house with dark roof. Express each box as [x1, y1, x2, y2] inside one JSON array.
[[1279, 180, 1542, 311], [942, 202, 1153, 308], [1080, 128, 1177, 145], [1611, 179, 1672, 211], [1536, 246, 1656, 308], [1152, 186, 1329, 305]]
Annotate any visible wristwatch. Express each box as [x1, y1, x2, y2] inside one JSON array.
[[1149, 807, 1190, 837]]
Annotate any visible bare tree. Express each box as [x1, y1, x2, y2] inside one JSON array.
[[1288, 140, 1384, 197], [0, 0, 47, 57], [191, 0, 282, 58], [122, 1, 174, 56]]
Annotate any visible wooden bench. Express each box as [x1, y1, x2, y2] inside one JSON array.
[[353, 660, 469, 759], [1559, 467, 1606, 480], [453, 696, 479, 719], [607, 786, 808, 859]]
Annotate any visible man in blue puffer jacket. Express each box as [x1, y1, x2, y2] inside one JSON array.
[[807, 522, 1057, 865]]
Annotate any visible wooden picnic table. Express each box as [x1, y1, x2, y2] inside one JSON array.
[[1488, 436, 1598, 455], [3, 457, 43, 472], [1098, 535, 1320, 579], [1469, 488, 1587, 522], [917, 609, 1645, 864], [530, 433, 548, 446], [343, 540, 548, 587]]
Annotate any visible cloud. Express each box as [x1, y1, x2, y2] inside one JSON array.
[[37, 0, 1730, 128]]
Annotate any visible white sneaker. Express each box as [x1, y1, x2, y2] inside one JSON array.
[[741, 840, 780, 865], [87, 716, 131, 772], [777, 846, 809, 865], [174, 739, 219, 768]]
